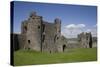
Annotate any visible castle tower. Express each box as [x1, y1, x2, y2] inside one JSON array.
[[54, 18, 61, 42], [78, 32, 92, 48], [54, 18, 62, 52], [21, 12, 42, 51], [40, 18, 61, 53], [86, 32, 92, 48], [54, 18, 61, 35], [20, 12, 63, 52]]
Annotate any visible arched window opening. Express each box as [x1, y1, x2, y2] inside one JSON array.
[[28, 40, 30, 44], [24, 26, 27, 32], [63, 45, 66, 52], [57, 37, 59, 40]]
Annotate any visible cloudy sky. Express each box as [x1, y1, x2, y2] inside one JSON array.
[[12, 1, 97, 38], [61, 23, 97, 38]]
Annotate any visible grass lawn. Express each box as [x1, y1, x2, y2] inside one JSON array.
[[14, 47, 97, 66]]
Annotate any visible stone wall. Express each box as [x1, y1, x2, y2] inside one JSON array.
[[78, 32, 92, 48], [20, 12, 62, 53], [21, 12, 42, 51], [11, 33, 20, 51], [41, 22, 57, 52], [40, 18, 61, 53]]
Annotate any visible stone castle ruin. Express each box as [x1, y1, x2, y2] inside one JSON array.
[[78, 32, 92, 48], [21, 12, 61, 52], [12, 12, 94, 53]]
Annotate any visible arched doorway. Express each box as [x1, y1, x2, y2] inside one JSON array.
[[89, 41, 92, 48], [89, 36, 92, 48], [63, 45, 66, 52]]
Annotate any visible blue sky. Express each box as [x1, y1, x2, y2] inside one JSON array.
[[13, 1, 97, 38]]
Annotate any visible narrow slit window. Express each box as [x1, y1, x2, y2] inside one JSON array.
[[42, 35, 45, 43]]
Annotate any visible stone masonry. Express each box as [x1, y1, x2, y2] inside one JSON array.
[[78, 32, 92, 48], [21, 12, 61, 53]]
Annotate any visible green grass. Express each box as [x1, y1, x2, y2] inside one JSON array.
[[14, 47, 97, 66]]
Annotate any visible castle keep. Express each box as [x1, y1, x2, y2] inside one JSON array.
[[20, 12, 61, 52], [12, 12, 94, 52]]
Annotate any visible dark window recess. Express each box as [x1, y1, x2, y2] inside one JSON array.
[[57, 37, 59, 39], [63, 45, 66, 52], [42, 35, 45, 42], [28, 40, 30, 44], [24, 26, 27, 32], [32, 17, 35, 19], [38, 26, 40, 29]]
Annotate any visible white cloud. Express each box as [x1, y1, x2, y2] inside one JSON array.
[[65, 24, 76, 29], [62, 23, 97, 38], [77, 24, 86, 28], [62, 24, 86, 38], [65, 24, 86, 29], [86, 29, 91, 32]]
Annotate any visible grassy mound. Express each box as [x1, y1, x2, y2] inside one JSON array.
[[14, 47, 97, 66]]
